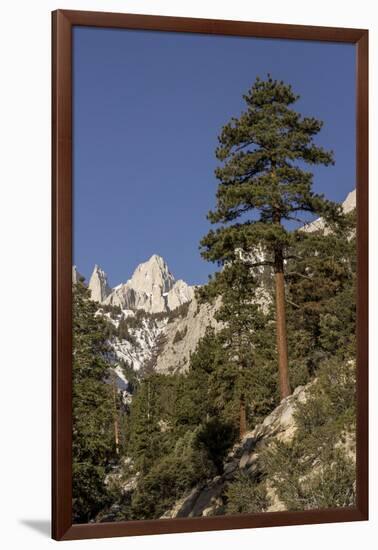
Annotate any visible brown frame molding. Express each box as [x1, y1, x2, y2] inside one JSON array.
[[52, 9, 368, 541]]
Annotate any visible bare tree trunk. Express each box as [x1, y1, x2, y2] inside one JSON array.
[[239, 394, 247, 439], [274, 248, 291, 400], [111, 371, 120, 455]]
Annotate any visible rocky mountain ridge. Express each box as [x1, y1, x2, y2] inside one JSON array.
[[89, 254, 194, 314], [76, 254, 214, 381]]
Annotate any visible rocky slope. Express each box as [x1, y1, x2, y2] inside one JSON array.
[[106, 311, 169, 372], [101, 297, 219, 378], [155, 297, 220, 374], [97, 383, 310, 522], [74, 254, 218, 381], [166, 378, 355, 518], [161, 385, 308, 518]]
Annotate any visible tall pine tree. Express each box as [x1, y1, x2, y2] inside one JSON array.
[[72, 281, 117, 522], [201, 75, 339, 399], [128, 374, 176, 474], [285, 209, 356, 369], [198, 261, 272, 438]]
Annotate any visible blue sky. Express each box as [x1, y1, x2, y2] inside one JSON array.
[[73, 27, 356, 286]]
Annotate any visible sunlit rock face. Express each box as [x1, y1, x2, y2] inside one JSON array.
[[88, 265, 111, 303], [302, 188, 356, 234], [103, 255, 194, 314]]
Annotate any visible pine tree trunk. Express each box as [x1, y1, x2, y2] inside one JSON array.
[[274, 248, 291, 400], [111, 372, 120, 455], [239, 394, 247, 439]]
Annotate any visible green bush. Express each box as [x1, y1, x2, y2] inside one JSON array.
[[130, 430, 215, 519], [196, 418, 236, 474], [226, 472, 270, 514], [298, 450, 356, 510]]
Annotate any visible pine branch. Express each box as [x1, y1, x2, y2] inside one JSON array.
[[285, 271, 312, 281], [286, 298, 300, 309]]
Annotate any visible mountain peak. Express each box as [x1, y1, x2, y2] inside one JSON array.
[[143, 254, 171, 275], [92, 264, 103, 275], [149, 253, 164, 263], [129, 254, 175, 296], [101, 255, 193, 313]]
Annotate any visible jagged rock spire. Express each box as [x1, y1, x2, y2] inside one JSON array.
[[88, 264, 111, 303], [129, 254, 175, 296], [72, 265, 84, 285]]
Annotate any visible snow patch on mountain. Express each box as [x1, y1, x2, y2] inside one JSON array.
[[102, 308, 169, 372]]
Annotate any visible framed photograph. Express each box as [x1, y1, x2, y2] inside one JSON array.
[[52, 10, 368, 541]]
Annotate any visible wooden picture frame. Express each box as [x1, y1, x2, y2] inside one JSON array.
[[52, 9, 368, 541]]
